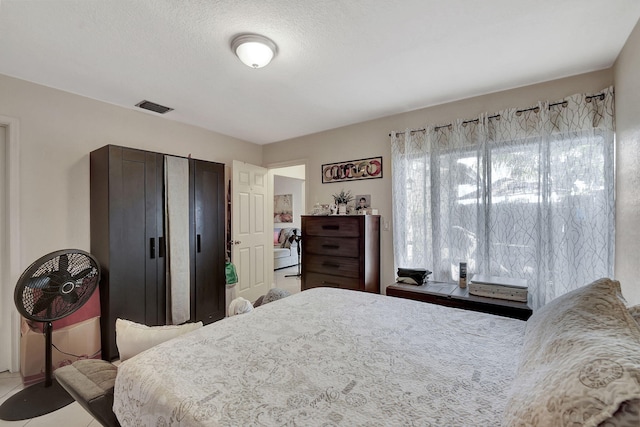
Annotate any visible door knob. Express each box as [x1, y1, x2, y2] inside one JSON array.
[[230, 240, 242, 245]]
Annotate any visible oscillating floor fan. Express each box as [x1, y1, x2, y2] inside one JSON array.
[[0, 249, 100, 421]]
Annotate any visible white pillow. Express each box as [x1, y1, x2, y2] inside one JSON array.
[[115, 318, 202, 361], [228, 297, 253, 316], [503, 278, 640, 426]]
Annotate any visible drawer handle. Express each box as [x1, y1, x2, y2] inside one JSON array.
[[322, 225, 340, 230], [321, 244, 340, 249], [323, 262, 340, 268], [321, 280, 340, 286]]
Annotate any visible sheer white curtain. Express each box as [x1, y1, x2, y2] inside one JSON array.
[[391, 87, 615, 308]]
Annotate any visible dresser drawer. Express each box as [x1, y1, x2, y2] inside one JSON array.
[[304, 254, 360, 278], [304, 272, 361, 291], [301, 215, 380, 294], [304, 236, 359, 257], [304, 217, 361, 237]]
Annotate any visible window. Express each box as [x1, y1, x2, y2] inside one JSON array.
[[391, 89, 614, 308]]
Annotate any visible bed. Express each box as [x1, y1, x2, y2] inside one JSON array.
[[112, 279, 640, 426]]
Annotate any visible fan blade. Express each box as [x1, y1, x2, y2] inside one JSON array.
[[61, 290, 79, 304], [70, 267, 94, 281], [58, 253, 69, 273], [31, 294, 57, 316], [26, 276, 51, 289]]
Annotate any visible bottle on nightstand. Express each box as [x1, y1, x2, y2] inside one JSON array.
[[459, 262, 467, 288]]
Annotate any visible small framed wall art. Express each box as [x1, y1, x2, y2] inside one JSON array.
[[321, 156, 382, 184], [274, 194, 293, 223]]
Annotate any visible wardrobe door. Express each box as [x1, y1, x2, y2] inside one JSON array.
[[190, 159, 226, 324], [91, 145, 165, 361]]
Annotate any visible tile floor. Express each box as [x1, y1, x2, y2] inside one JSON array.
[[0, 265, 302, 426], [0, 371, 97, 427], [273, 264, 302, 296]]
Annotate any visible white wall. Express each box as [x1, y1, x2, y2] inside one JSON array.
[[0, 73, 263, 370], [614, 18, 640, 305], [2, 32, 636, 327], [272, 165, 305, 180], [263, 69, 615, 295], [0, 73, 262, 269]]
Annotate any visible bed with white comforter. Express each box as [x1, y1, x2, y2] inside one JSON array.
[[113, 287, 525, 426]]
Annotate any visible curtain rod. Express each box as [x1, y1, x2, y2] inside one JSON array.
[[389, 92, 607, 137]]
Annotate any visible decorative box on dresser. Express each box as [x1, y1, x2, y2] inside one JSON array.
[[301, 215, 380, 293]]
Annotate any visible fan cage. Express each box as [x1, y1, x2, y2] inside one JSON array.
[[15, 250, 101, 322]]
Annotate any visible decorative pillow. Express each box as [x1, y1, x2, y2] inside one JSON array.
[[279, 228, 298, 249], [262, 288, 291, 305], [602, 399, 640, 426], [503, 278, 640, 427], [253, 295, 265, 308], [281, 238, 292, 249], [228, 297, 253, 316], [274, 229, 282, 245], [628, 305, 640, 326], [115, 318, 202, 361]]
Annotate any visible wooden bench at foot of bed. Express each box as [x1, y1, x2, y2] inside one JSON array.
[[54, 359, 120, 427]]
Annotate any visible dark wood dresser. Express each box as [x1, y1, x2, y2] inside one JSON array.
[[301, 215, 380, 293]]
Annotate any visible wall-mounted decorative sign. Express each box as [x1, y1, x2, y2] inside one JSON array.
[[321, 156, 383, 184]]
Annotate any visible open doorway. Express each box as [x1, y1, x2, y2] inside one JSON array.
[[0, 115, 20, 374], [0, 125, 7, 372], [268, 162, 306, 294]]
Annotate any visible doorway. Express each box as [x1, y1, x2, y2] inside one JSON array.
[[0, 125, 7, 372], [0, 116, 20, 373], [268, 162, 306, 292]]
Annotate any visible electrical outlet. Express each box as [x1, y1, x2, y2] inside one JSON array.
[[383, 220, 390, 231]]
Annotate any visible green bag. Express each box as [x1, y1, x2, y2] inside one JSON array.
[[225, 261, 238, 285]]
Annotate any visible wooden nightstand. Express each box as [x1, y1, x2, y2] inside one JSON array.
[[386, 281, 533, 320]]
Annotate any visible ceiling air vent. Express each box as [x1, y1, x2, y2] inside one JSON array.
[[135, 100, 174, 114]]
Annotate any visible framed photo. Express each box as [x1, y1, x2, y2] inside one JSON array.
[[322, 156, 382, 184], [274, 194, 293, 223], [354, 194, 371, 212]]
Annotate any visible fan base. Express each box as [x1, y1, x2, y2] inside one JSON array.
[[0, 378, 75, 421]]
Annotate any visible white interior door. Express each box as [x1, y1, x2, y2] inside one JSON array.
[[232, 161, 269, 303], [0, 125, 8, 372], [0, 116, 20, 373]]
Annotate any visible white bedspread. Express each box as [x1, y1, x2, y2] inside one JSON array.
[[113, 287, 525, 426]]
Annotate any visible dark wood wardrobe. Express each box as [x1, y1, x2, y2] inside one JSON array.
[[90, 145, 226, 361]]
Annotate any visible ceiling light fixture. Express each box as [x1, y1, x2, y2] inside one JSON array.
[[231, 34, 277, 69]]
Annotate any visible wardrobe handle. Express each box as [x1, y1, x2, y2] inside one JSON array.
[[159, 237, 165, 258], [150, 238, 156, 259], [197, 234, 201, 253]]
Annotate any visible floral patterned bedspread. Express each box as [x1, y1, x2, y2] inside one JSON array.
[[113, 287, 525, 426]]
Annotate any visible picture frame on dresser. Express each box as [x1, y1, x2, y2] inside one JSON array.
[[354, 194, 370, 213]]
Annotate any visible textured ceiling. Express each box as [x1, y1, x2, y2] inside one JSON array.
[[0, 0, 639, 144]]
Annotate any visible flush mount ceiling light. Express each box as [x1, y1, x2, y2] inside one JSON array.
[[231, 34, 277, 69]]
